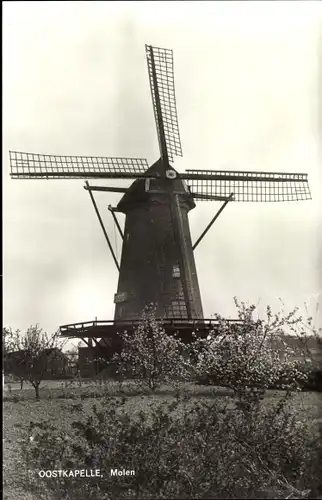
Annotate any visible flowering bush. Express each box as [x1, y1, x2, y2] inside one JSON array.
[[112, 306, 191, 391], [193, 299, 314, 399]]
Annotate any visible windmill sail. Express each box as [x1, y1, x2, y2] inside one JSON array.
[[185, 169, 311, 202], [146, 45, 183, 164], [9, 151, 149, 179]]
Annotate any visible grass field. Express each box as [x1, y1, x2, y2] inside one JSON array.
[[3, 381, 322, 500]]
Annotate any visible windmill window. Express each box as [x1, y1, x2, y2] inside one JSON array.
[[171, 300, 187, 318], [172, 264, 180, 278]]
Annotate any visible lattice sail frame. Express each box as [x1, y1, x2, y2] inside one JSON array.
[[10, 151, 148, 179], [186, 169, 311, 202], [146, 45, 183, 163]]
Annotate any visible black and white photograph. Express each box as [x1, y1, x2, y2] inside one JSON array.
[[3, 1, 322, 499]]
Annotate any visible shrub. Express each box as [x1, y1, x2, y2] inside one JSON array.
[[192, 299, 315, 399], [21, 394, 321, 499]]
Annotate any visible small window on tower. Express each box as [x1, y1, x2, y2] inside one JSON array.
[[171, 300, 187, 318], [172, 264, 180, 278]]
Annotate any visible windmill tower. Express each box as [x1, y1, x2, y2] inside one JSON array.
[[9, 44, 311, 351]]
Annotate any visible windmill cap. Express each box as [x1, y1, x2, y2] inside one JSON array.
[[117, 158, 195, 212]]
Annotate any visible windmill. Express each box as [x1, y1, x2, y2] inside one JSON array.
[[9, 44, 311, 354]]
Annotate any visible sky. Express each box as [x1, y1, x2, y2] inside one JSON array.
[[3, 1, 322, 345]]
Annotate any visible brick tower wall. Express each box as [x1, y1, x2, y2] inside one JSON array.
[[114, 195, 203, 321]]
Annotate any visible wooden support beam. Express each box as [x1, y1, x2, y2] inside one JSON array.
[[193, 194, 234, 251], [85, 181, 120, 272], [108, 205, 124, 239]]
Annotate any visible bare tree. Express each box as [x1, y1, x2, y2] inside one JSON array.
[[3, 324, 66, 400], [3, 326, 14, 359], [2, 327, 24, 389]]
